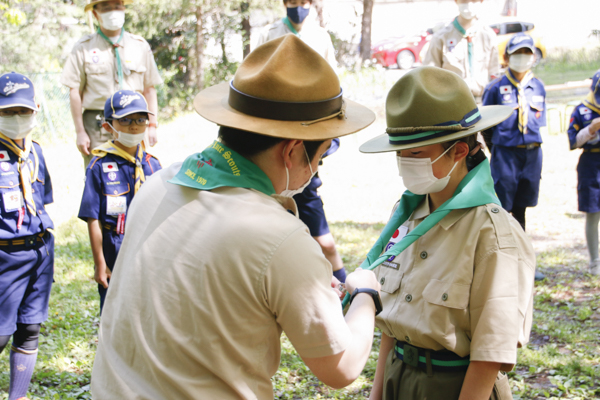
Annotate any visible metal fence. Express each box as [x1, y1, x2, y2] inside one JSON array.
[[29, 72, 75, 142]]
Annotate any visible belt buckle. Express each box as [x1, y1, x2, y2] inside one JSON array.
[[25, 237, 36, 247], [403, 343, 419, 368]]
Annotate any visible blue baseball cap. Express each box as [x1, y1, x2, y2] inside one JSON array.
[[104, 90, 154, 119], [591, 69, 600, 103], [0, 72, 38, 111], [506, 33, 535, 55]]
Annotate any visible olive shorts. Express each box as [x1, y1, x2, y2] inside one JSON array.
[[382, 347, 513, 400]]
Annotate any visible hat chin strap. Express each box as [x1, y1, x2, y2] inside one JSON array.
[[301, 101, 347, 126]]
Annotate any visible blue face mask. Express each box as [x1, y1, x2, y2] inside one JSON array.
[[287, 6, 310, 24]]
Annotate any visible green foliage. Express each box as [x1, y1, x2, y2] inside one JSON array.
[[533, 47, 600, 86]]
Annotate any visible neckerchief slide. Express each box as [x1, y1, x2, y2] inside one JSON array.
[[341, 158, 501, 308]]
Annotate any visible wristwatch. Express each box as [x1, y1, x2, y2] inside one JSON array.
[[350, 288, 383, 315]]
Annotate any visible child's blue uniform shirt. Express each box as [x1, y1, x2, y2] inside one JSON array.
[[483, 74, 547, 146], [0, 141, 53, 239], [78, 151, 161, 228], [567, 103, 600, 151]]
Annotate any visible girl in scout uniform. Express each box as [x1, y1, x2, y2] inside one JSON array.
[[482, 33, 547, 234], [0, 72, 55, 400], [566, 69, 600, 276], [353, 67, 536, 400], [78, 90, 161, 312]]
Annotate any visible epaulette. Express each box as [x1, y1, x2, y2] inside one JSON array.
[[89, 155, 103, 170], [484, 76, 502, 93], [484, 204, 517, 250], [127, 32, 147, 43], [74, 33, 95, 46]]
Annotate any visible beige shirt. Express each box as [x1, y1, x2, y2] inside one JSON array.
[[423, 21, 499, 98], [60, 31, 163, 110], [374, 198, 535, 368], [256, 19, 337, 67], [91, 163, 351, 400]]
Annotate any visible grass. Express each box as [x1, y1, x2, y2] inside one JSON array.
[[533, 47, 600, 86]]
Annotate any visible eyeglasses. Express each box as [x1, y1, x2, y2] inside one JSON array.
[[0, 109, 36, 117], [109, 117, 149, 126]]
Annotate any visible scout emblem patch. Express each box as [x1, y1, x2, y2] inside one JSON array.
[[108, 171, 117, 181], [502, 94, 512, 103], [91, 49, 100, 64], [0, 150, 9, 161], [102, 162, 119, 173], [0, 162, 10, 172]]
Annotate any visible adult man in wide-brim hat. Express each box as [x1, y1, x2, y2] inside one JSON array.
[[91, 34, 382, 399], [359, 67, 536, 400]]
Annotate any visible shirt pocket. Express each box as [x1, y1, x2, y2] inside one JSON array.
[[423, 279, 470, 310], [377, 267, 403, 294], [84, 62, 109, 75]]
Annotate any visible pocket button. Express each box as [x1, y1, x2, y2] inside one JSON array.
[[380, 277, 385, 285], [405, 294, 412, 302], [442, 293, 448, 301], [420, 251, 428, 259]]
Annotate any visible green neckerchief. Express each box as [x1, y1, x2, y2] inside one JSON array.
[[169, 140, 276, 196], [342, 158, 500, 307], [452, 18, 473, 78], [97, 27, 125, 89], [282, 17, 299, 35]]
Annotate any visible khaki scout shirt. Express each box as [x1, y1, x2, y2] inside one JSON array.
[[423, 21, 499, 98], [374, 198, 535, 368], [60, 31, 163, 110], [91, 163, 351, 400], [256, 19, 337, 67]]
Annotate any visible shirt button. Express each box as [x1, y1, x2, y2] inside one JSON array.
[[405, 336, 411, 343], [114, 190, 118, 195], [380, 277, 386, 285], [9, 181, 13, 185], [491, 207, 500, 214], [38, 210, 43, 215], [420, 251, 428, 259], [442, 293, 448, 301], [405, 294, 412, 302]]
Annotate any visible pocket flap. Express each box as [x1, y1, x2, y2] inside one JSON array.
[[85, 63, 109, 75], [377, 268, 403, 294], [128, 63, 147, 73], [103, 183, 130, 197], [0, 180, 19, 189], [530, 104, 544, 112], [423, 279, 470, 309]]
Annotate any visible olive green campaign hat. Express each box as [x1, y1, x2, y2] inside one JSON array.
[[194, 34, 375, 140], [360, 66, 513, 153], [85, 0, 133, 13]]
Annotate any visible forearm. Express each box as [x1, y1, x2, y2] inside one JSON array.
[[87, 219, 106, 268], [458, 361, 501, 400], [575, 126, 594, 148], [69, 88, 85, 133], [143, 86, 158, 125], [369, 332, 394, 400], [302, 294, 376, 388]]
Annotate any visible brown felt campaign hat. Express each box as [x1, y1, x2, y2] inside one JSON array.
[[85, 0, 133, 13], [360, 66, 513, 153], [194, 34, 375, 140]]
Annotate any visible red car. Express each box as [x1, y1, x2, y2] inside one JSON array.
[[371, 29, 433, 70]]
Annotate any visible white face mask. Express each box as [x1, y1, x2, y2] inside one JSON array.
[[0, 114, 37, 139], [397, 142, 458, 195], [109, 123, 145, 148], [508, 53, 535, 73], [457, 1, 481, 20], [280, 145, 317, 198], [99, 10, 125, 31]]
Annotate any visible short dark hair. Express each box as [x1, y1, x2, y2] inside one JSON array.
[[218, 126, 325, 164], [283, 0, 312, 5]]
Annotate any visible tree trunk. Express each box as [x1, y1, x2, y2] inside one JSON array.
[[360, 0, 374, 63], [501, 0, 517, 16], [195, 3, 204, 91], [241, 2, 251, 58], [312, 0, 325, 28]]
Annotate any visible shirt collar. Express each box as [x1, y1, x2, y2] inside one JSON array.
[[408, 195, 471, 230]]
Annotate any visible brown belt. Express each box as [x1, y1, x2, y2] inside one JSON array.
[[515, 143, 541, 150], [0, 232, 47, 247], [583, 148, 600, 153]]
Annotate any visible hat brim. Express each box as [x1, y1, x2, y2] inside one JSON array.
[[0, 99, 38, 111], [359, 105, 514, 153], [111, 108, 155, 118], [85, 0, 133, 12], [507, 43, 536, 55], [193, 82, 376, 140]]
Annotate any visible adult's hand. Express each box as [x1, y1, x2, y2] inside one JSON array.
[[146, 126, 158, 147], [330, 275, 344, 301], [95, 264, 110, 289], [344, 267, 381, 296], [76, 130, 91, 156]]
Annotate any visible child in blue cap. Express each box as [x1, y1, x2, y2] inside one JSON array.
[[78, 90, 162, 312], [567, 70, 600, 276], [482, 33, 546, 229], [0, 72, 55, 400]]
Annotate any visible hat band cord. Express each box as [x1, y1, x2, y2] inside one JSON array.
[[386, 108, 481, 144], [228, 81, 343, 121]]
